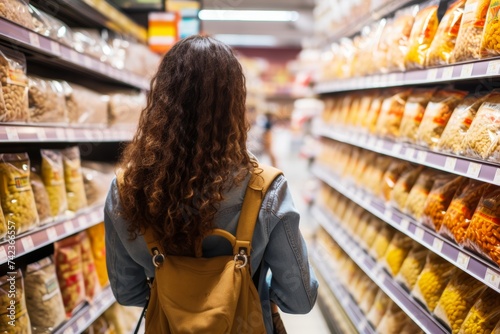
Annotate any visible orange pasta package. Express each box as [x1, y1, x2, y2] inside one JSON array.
[[480, 0, 500, 57], [452, 0, 491, 62], [463, 184, 500, 266], [439, 179, 488, 243], [79, 231, 102, 302], [426, 0, 466, 66], [398, 88, 436, 143], [405, 0, 440, 69], [375, 89, 412, 139]]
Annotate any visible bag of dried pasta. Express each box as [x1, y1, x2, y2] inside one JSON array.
[[0, 153, 39, 235], [364, 155, 392, 197], [463, 184, 500, 266], [458, 288, 500, 334], [390, 165, 424, 210], [426, 0, 466, 66], [422, 174, 465, 231], [370, 225, 397, 260], [0, 46, 29, 122], [480, 0, 500, 57], [412, 252, 457, 312], [359, 284, 379, 315], [79, 231, 102, 302], [398, 88, 436, 143], [434, 270, 487, 334], [365, 93, 385, 134], [463, 90, 500, 160], [367, 290, 392, 328], [416, 89, 468, 149], [383, 233, 414, 277], [30, 170, 52, 226], [87, 223, 109, 287], [41, 149, 67, 219], [404, 0, 440, 69], [62, 147, 87, 212], [359, 216, 383, 250], [438, 92, 489, 155], [24, 257, 66, 333], [439, 179, 488, 243], [395, 243, 428, 290], [0, 269, 31, 334], [386, 6, 419, 72], [405, 169, 442, 220], [381, 160, 413, 201], [452, 0, 491, 62], [0, 199, 6, 239], [376, 302, 413, 334], [376, 89, 412, 139]]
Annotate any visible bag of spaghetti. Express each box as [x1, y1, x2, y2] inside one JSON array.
[[422, 174, 465, 231], [390, 165, 424, 210], [381, 160, 413, 201], [452, 0, 491, 62], [426, 0, 466, 66], [398, 88, 436, 143], [439, 179, 488, 243], [404, 0, 440, 69], [417, 89, 468, 149], [376, 89, 413, 139], [434, 270, 487, 334], [405, 169, 442, 220], [480, 0, 500, 58], [458, 288, 500, 334], [395, 243, 428, 291], [411, 252, 457, 312], [438, 92, 489, 155], [463, 184, 500, 266]]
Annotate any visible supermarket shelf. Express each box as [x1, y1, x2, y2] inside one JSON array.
[[311, 163, 500, 293], [314, 123, 500, 186], [314, 59, 500, 94], [54, 285, 115, 334], [0, 17, 149, 90], [0, 205, 104, 266], [0, 125, 134, 143], [311, 204, 449, 334], [311, 244, 376, 334]]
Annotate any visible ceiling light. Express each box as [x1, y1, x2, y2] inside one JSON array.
[[199, 10, 299, 22], [213, 34, 278, 47]]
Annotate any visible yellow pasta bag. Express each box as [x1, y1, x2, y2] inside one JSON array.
[[481, 0, 500, 57]]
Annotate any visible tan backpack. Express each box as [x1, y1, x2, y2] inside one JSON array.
[[133, 164, 282, 334]]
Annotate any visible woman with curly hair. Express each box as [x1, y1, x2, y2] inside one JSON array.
[[104, 35, 318, 333]]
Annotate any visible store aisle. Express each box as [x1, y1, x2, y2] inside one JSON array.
[[269, 127, 332, 334]]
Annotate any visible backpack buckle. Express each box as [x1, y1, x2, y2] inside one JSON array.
[[152, 248, 165, 268], [234, 249, 248, 269]]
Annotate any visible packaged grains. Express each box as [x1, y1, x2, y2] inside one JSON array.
[[62, 147, 87, 212], [398, 89, 435, 142], [0, 46, 29, 122], [0, 270, 31, 334], [41, 149, 67, 219], [458, 288, 500, 334]]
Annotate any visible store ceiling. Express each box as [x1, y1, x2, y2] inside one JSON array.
[[201, 0, 314, 48]]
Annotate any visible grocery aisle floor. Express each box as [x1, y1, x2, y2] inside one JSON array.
[[265, 127, 332, 334]]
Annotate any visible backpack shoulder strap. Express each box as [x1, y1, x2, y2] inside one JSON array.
[[234, 164, 283, 257]]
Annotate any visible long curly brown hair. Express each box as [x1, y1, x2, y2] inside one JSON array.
[[118, 35, 253, 255]]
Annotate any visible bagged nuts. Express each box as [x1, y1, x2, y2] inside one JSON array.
[[0, 46, 28, 122], [28, 76, 67, 124], [0, 0, 34, 30]]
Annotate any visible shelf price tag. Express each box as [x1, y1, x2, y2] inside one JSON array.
[[64, 221, 74, 234], [405, 148, 415, 159], [70, 50, 79, 63], [46, 227, 57, 241], [400, 218, 410, 230], [66, 129, 76, 141], [417, 150, 427, 163], [433, 238, 444, 252], [487, 60, 500, 75], [5, 127, 19, 140], [76, 317, 87, 330], [37, 129, 47, 141], [55, 128, 65, 140], [28, 32, 41, 48], [457, 252, 470, 269], [494, 168, 500, 185], [485, 268, 500, 289], [467, 162, 482, 178], [415, 227, 425, 240], [21, 236, 34, 252], [50, 41, 61, 56], [427, 68, 438, 81], [392, 143, 402, 155], [0, 246, 7, 264], [442, 66, 454, 80], [445, 157, 457, 170], [461, 64, 474, 78], [384, 207, 392, 219], [368, 136, 377, 148]]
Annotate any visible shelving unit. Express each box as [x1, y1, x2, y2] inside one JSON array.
[[312, 204, 449, 334], [311, 163, 500, 293]]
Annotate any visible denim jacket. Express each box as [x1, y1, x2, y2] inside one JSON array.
[[104, 173, 319, 333]]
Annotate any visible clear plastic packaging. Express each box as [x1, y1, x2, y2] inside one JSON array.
[[374, 18, 394, 73], [404, 0, 440, 69], [62, 147, 88, 213], [434, 270, 487, 334], [458, 288, 500, 334], [398, 89, 436, 143], [426, 0, 467, 66], [416, 89, 468, 149], [87, 223, 109, 287], [0, 196, 6, 239], [82, 167, 114, 206], [370, 225, 397, 260], [365, 94, 385, 134], [381, 160, 413, 201], [422, 175, 465, 231], [404, 169, 441, 220], [359, 284, 379, 315], [0, 153, 39, 235], [452, 0, 491, 62], [0, 0, 34, 30], [386, 6, 418, 72], [30, 170, 52, 226], [79, 231, 101, 302], [463, 184, 500, 266], [24, 257, 66, 333], [383, 233, 414, 276], [363, 155, 392, 197], [28, 76, 68, 124], [37, 12, 74, 48], [367, 290, 391, 328], [64, 83, 109, 127], [377, 302, 412, 334], [0, 269, 32, 334], [480, 0, 500, 57], [41, 149, 67, 219], [390, 165, 424, 210], [440, 179, 488, 243], [359, 216, 383, 250], [376, 90, 412, 139], [412, 253, 457, 312], [0, 46, 29, 122], [463, 90, 500, 160], [107, 91, 145, 128], [438, 93, 489, 155], [395, 243, 428, 290]]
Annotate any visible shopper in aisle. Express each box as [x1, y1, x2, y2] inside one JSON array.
[[104, 35, 318, 333]]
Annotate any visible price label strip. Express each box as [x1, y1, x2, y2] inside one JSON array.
[[417, 150, 427, 163], [487, 60, 500, 76], [432, 238, 444, 252], [461, 64, 474, 78], [0, 246, 7, 263], [442, 66, 454, 80], [445, 157, 457, 171], [494, 168, 500, 185], [415, 227, 425, 241], [47, 227, 58, 241], [64, 221, 74, 234], [400, 218, 410, 230], [28, 32, 41, 48], [456, 252, 470, 269], [485, 268, 500, 289], [427, 68, 438, 81], [405, 148, 415, 160], [467, 162, 482, 178], [50, 41, 61, 56], [5, 127, 19, 140], [21, 236, 35, 252]]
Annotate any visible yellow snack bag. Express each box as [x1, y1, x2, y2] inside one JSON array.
[[62, 146, 87, 212], [481, 0, 500, 57]]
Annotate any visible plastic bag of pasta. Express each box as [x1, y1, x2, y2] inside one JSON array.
[[79, 231, 101, 302], [41, 149, 67, 219], [24, 257, 66, 333], [0, 46, 29, 122], [381, 160, 413, 202], [395, 243, 428, 291], [404, 168, 441, 220], [0, 198, 6, 239], [364, 155, 392, 197], [458, 288, 500, 334], [404, 0, 440, 69], [452, 0, 491, 62], [0, 269, 31, 334], [439, 179, 488, 243], [438, 92, 489, 155], [359, 216, 383, 250], [412, 252, 457, 312], [62, 147, 87, 212], [383, 233, 414, 277], [367, 290, 392, 328], [29, 170, 52, 226], [398, 88, 436, 143], [434, 270, 487, 334], [87, 223, 109, 287], [386, 6, 418, 72], [416, 89, 468, 149], [426, 0, 466, 66], [422, 174, 465, 231], [0, 0, 34, 29], [370, 225, 397, 260], [375, 89, 412, 139], [390, 165, 424, 210], [0, 153, 39, 235], [359, 284, 379, 315], [365, 93, 385, 134], [463, 184, 500, 266], [480, 0, 500, 57], [376, 302, 413, 334]]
